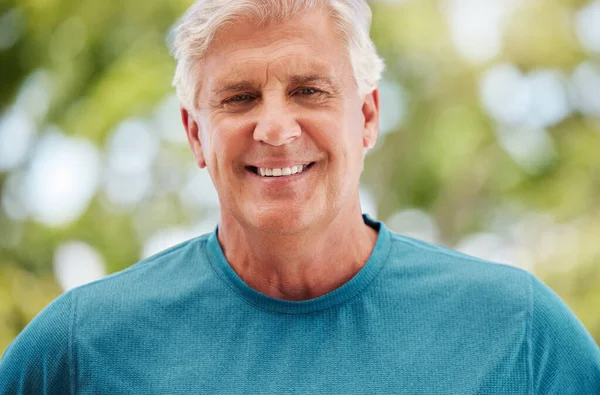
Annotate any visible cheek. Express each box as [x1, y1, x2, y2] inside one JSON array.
[[208, 116, 254, 162], [299, 110, 363, 163], [299, 109, 343, 144]]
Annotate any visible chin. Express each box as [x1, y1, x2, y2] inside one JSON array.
[[244, 207, 315, 235]]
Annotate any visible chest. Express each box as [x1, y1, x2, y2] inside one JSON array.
[[74, 313, 529, 394]]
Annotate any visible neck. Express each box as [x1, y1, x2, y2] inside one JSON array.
[[217, 203, 378, 301]]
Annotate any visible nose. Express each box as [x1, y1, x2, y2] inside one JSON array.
[[253, 98, 301, 146]]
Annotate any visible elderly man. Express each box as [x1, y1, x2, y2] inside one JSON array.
[[2, 0, 600, 394]]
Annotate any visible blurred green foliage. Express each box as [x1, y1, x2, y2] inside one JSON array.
[[1, 0, 599, 353]]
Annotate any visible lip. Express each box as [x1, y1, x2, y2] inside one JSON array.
[[245, 160, 314, 169], [245, 162, 317, 181]]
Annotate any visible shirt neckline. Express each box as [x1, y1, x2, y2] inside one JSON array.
[[204, 214, 392, 314]]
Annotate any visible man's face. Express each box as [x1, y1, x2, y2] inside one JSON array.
[[182, 7, 379, 234]]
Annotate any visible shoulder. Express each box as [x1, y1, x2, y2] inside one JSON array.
[[62, 234, 214, 328], [0, 234, 212, 394], [372, 230, 535, 342], [385, 231, 532, 299], [383, 230, 600, 393], [0, 291, 73, 394], [71, 233, 211, 302], [530, 276, 600, 393], [82, 233, 210, 289]]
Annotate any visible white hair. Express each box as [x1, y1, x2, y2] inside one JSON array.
[[171, 0, 385, 110]]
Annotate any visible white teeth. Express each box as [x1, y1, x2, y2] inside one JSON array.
[[256, 165, 308, 177]]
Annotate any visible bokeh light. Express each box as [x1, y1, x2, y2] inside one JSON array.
[[53, 241, 106, 291]]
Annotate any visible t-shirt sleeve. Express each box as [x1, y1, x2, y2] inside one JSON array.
[[0, 291, 73, 395], [531, 275, 600, 394]]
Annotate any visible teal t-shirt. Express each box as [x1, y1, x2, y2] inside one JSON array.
[[2, 215, 600, 394]]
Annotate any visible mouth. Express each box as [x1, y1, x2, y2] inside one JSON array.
[[245, 162, 316, 177]]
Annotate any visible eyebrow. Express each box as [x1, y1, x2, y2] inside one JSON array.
[[211, 82, 256, 97], [211, 74, 337, 97], [288, 74, 336, 89]]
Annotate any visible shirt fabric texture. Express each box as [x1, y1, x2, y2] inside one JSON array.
[[1, 215, 600, 394]]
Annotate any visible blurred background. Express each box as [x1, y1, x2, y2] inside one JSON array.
[[1, 0, 599, 352]]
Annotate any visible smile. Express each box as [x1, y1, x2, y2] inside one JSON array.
[[246, 162, 316, 177]]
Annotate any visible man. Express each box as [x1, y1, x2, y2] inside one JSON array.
[[1, 0, 599, 393]]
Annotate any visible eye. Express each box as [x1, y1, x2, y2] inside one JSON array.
[[295, 87, 319, 95], [223, 94, 255, 104]]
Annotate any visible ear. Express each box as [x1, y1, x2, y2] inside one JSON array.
[[181, 107, 206, 168], [361, 88, 380, 150]]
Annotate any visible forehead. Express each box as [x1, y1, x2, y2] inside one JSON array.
[[199, 8, 352, 94], [210, 56, 336, 88]]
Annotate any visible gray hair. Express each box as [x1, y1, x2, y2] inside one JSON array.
[[171, 0, 385, 110]]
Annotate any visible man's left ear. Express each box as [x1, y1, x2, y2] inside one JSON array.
[[362, 88, 380, 150]]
